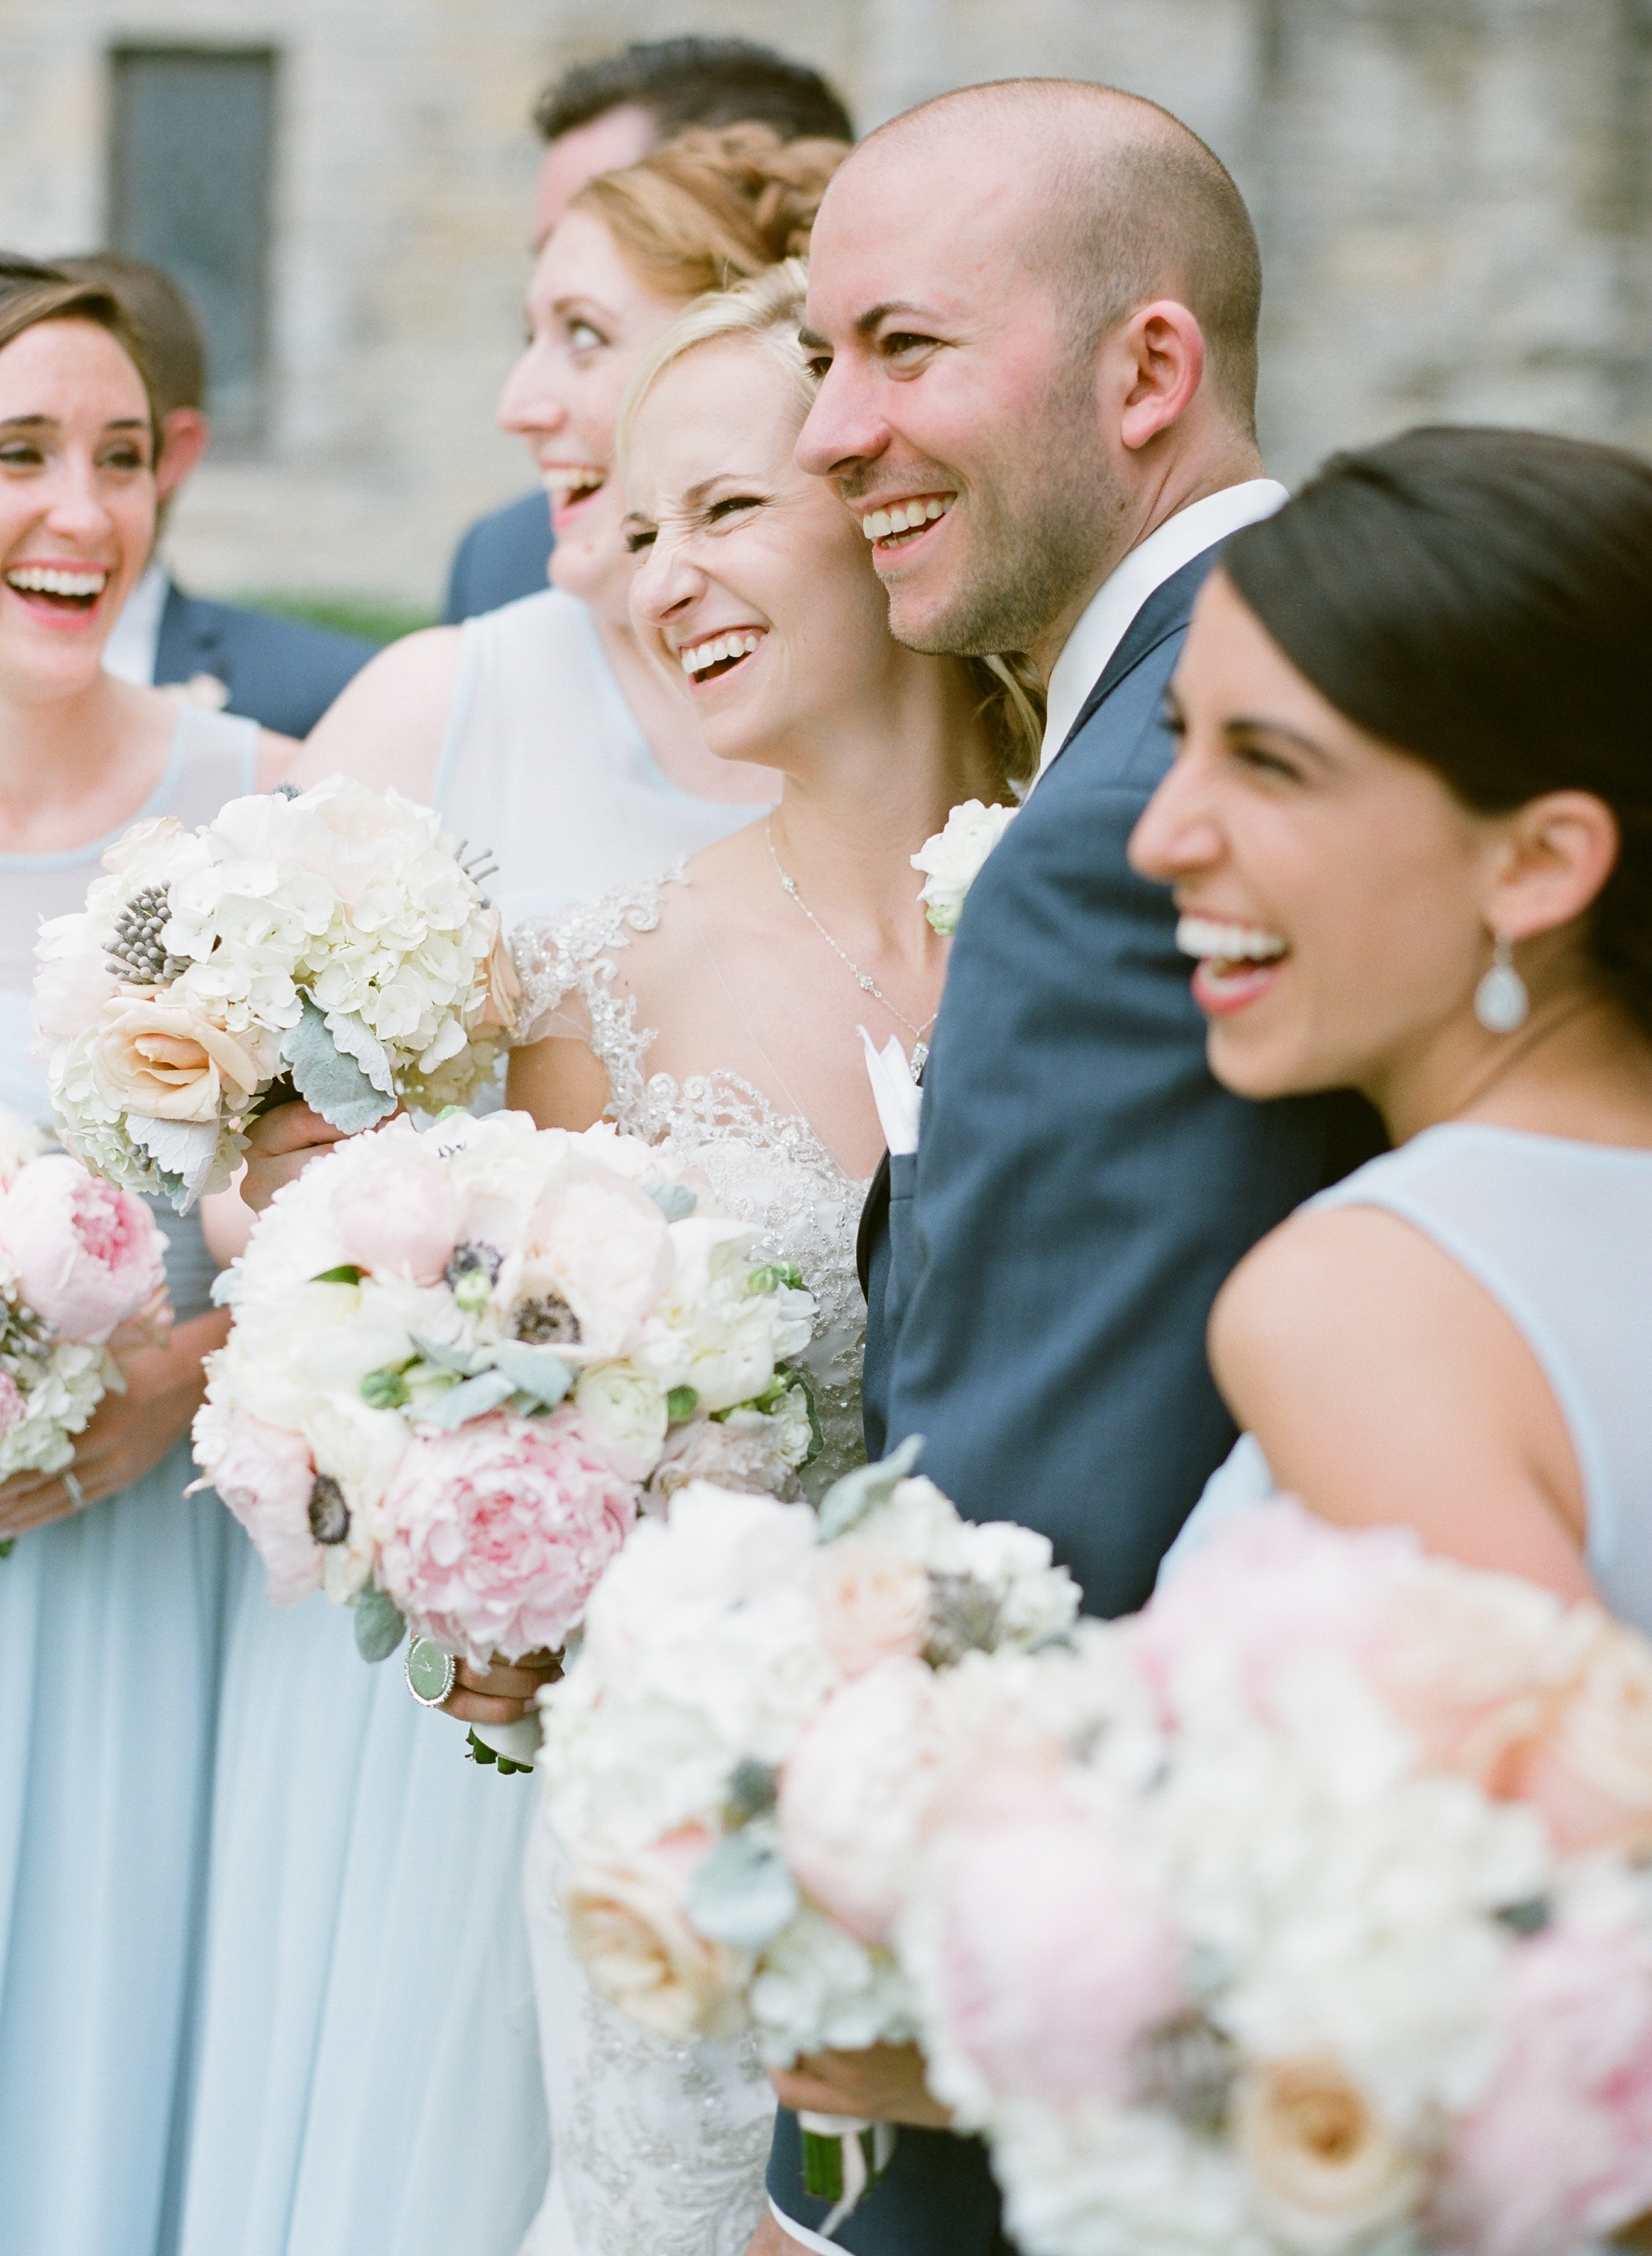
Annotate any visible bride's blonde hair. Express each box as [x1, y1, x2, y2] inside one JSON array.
[[619, 259, 1045, 797]]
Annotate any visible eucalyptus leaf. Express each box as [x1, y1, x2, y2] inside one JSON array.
[[353, 1585, 407, 1662], [685, 1828, 799, 1949], [281, 998, 397, 1134], [642, 1180, 697, 1222], [816, 1435, 925, 1543], [416, 1368, 515, 1431], [408, 1331, 488, 1378], [490, 1345, 573, 1410]]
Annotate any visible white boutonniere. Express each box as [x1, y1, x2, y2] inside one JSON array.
[[911, 800, 1019, 936]]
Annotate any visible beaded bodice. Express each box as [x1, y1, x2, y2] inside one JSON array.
[[512, 871, 868, 1497]]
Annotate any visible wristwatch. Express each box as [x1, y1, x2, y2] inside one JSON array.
[[406, 1636, 458, 1708]]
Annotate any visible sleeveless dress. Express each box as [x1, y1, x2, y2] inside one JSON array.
[[174, 591, 771, 2256], [0, 703, 257, 2256], [1162, 1124, 1652, 1637], [510, 870, 870, 2256]]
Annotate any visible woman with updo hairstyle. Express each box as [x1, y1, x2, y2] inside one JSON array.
[[1131, 426, 1652, 1625], [0, 254, 295, 2250], [177, 128, 870, 2256]]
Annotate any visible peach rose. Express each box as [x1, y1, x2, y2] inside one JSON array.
[[1236, 2058, 1425, 2253], [478, 909, 520, 1036], [1513, 1620, 1652, 1856], [90, 996, 266, 1123], [564, 1829, 747, 2042], [813, 1536, 932, 1678]]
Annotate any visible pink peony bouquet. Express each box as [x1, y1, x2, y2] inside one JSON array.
[[895, 1501, 1652, 2256], [538, 1441, 1079, 2217], [191, 1108, 817, 1744], [0, 1101, 170, 1517], [34, 774, 518, 1211]]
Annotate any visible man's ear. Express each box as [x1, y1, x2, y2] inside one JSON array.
[[1484, 790, 1621, 945], [1112, 300, 1206, 453], [155, 407, 212, 503]]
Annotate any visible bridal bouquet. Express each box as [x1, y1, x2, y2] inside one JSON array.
[[540, 1442, 1078, 2216], [192, 1108, 817, 1688], [34, 775, 517, 1212], [898, 1502, 1652, 2256], [0, 1104, 170, 1522]]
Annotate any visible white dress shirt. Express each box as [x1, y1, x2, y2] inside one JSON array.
[[1036, 478, 1289, 778], [100, 558, 172, 687]]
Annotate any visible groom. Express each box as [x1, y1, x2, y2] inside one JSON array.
[[756, 78, 1379, 2256]]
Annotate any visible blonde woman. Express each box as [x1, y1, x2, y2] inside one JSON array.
[[504, 266, 1037, 2256]]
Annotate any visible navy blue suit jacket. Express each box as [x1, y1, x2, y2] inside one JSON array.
[[770, 541, 1382, 2252], [154, 583, 378, 739], [442, 490, 554, 623]]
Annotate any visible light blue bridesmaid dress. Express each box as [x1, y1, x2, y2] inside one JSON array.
[[173, 592, 769, 2256], [0, 706, 257, 2256], [1162, 1122, 1652, 1638]]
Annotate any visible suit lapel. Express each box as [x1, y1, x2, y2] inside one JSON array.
[[1045, 543, 1224, 775]]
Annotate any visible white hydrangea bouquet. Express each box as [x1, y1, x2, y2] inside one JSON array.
[[898, 1502, 1652, 2256], [192, 1108, 817, 1764], [33, 774, 519, 1212], [0, 1104, 171, 1532], [540, 1440, 1078, 2220]]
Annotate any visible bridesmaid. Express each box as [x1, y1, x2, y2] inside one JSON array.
[[175, 131, 846, 2256], [1132, 425, 1652, 1615], [0, 255, 292, 2256]]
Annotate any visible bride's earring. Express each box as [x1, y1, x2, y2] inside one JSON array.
[[1475, 932, 1529, 1034]]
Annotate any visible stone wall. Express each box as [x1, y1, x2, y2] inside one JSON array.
[[1, 0, 1648, 609]]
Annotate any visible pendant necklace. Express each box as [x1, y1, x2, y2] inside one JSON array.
[[766, 817, 937, 1080]]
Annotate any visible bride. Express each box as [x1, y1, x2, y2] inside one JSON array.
[[503, 264, 1035, 2252]]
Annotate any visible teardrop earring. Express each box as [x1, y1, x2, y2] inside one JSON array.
[[1475, 933, 1529, 1034]]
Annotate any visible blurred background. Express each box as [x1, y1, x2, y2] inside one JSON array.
[[3, 0, 1650, 634]]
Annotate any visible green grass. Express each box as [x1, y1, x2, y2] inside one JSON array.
[[231, 592, 438, 645]]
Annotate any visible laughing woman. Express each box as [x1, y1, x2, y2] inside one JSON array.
[[1132, 428, 1652, 1620], [0, 256, 291, 2256]]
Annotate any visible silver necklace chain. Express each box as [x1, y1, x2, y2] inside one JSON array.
[[765, 817, 937, 1077]]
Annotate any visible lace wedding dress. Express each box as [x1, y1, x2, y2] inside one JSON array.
[[511, 868, 870, 2256]]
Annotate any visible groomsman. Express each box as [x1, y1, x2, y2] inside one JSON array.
[[55, 254, 379, 737], [757, 79, 1380, 2256], [441, 35, 854, 621]]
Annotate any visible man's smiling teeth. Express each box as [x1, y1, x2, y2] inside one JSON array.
[[860, 495, 953, 541], [681, 630, 764, 680], [6, 565, 109, 598], [1176, 915, 1287, 964]]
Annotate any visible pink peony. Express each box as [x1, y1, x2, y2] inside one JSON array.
[[1132, 1499, 1420, 1723], [778, 1656, 973, 1946], [1435, 1897, 1652, 2256], [812, 1536, 932, 1678], [194, 1400, 323, 1605], [0, 1368, 23, 1434], [0, 1154, 168, 1343], [330, 1147, 460, 1285], [924, 1785, 1186, 2107], [377, 1407, 636, 1666]]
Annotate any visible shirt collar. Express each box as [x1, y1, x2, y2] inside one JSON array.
[[1035, 479, 1290, 779], [101, 558, 173, 688]]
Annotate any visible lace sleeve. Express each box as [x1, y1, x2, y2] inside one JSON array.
[[507, 872, 682, 1118]]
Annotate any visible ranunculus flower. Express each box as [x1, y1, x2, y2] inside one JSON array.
[[924, 1787, 1186, 2107], [574, 1364, 669, 1481], [329, 1147, 460, 1285], [89, 995, 266, 1123], [0, 1153, 169, 1343], [192, 1397, 323, 1604], [811, 1536, 931, 1678], [645, 1414, 795, 1503], [564, 1828, 748, 2042], [1236, 2058, 1425, 2253], [377, 1407, 636, 1665], [1512, 1620, 1652, 1856], [779, 1656, 972, 1946], [1434, 1884, 1652, 2256]]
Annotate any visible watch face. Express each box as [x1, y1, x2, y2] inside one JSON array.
[[407, 1637, 457, 1706]]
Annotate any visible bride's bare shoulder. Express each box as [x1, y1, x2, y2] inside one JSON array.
[[286, 625, 464, 796]]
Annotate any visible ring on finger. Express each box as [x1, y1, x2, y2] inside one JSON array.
[[61, 1468, 86, 1512]]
